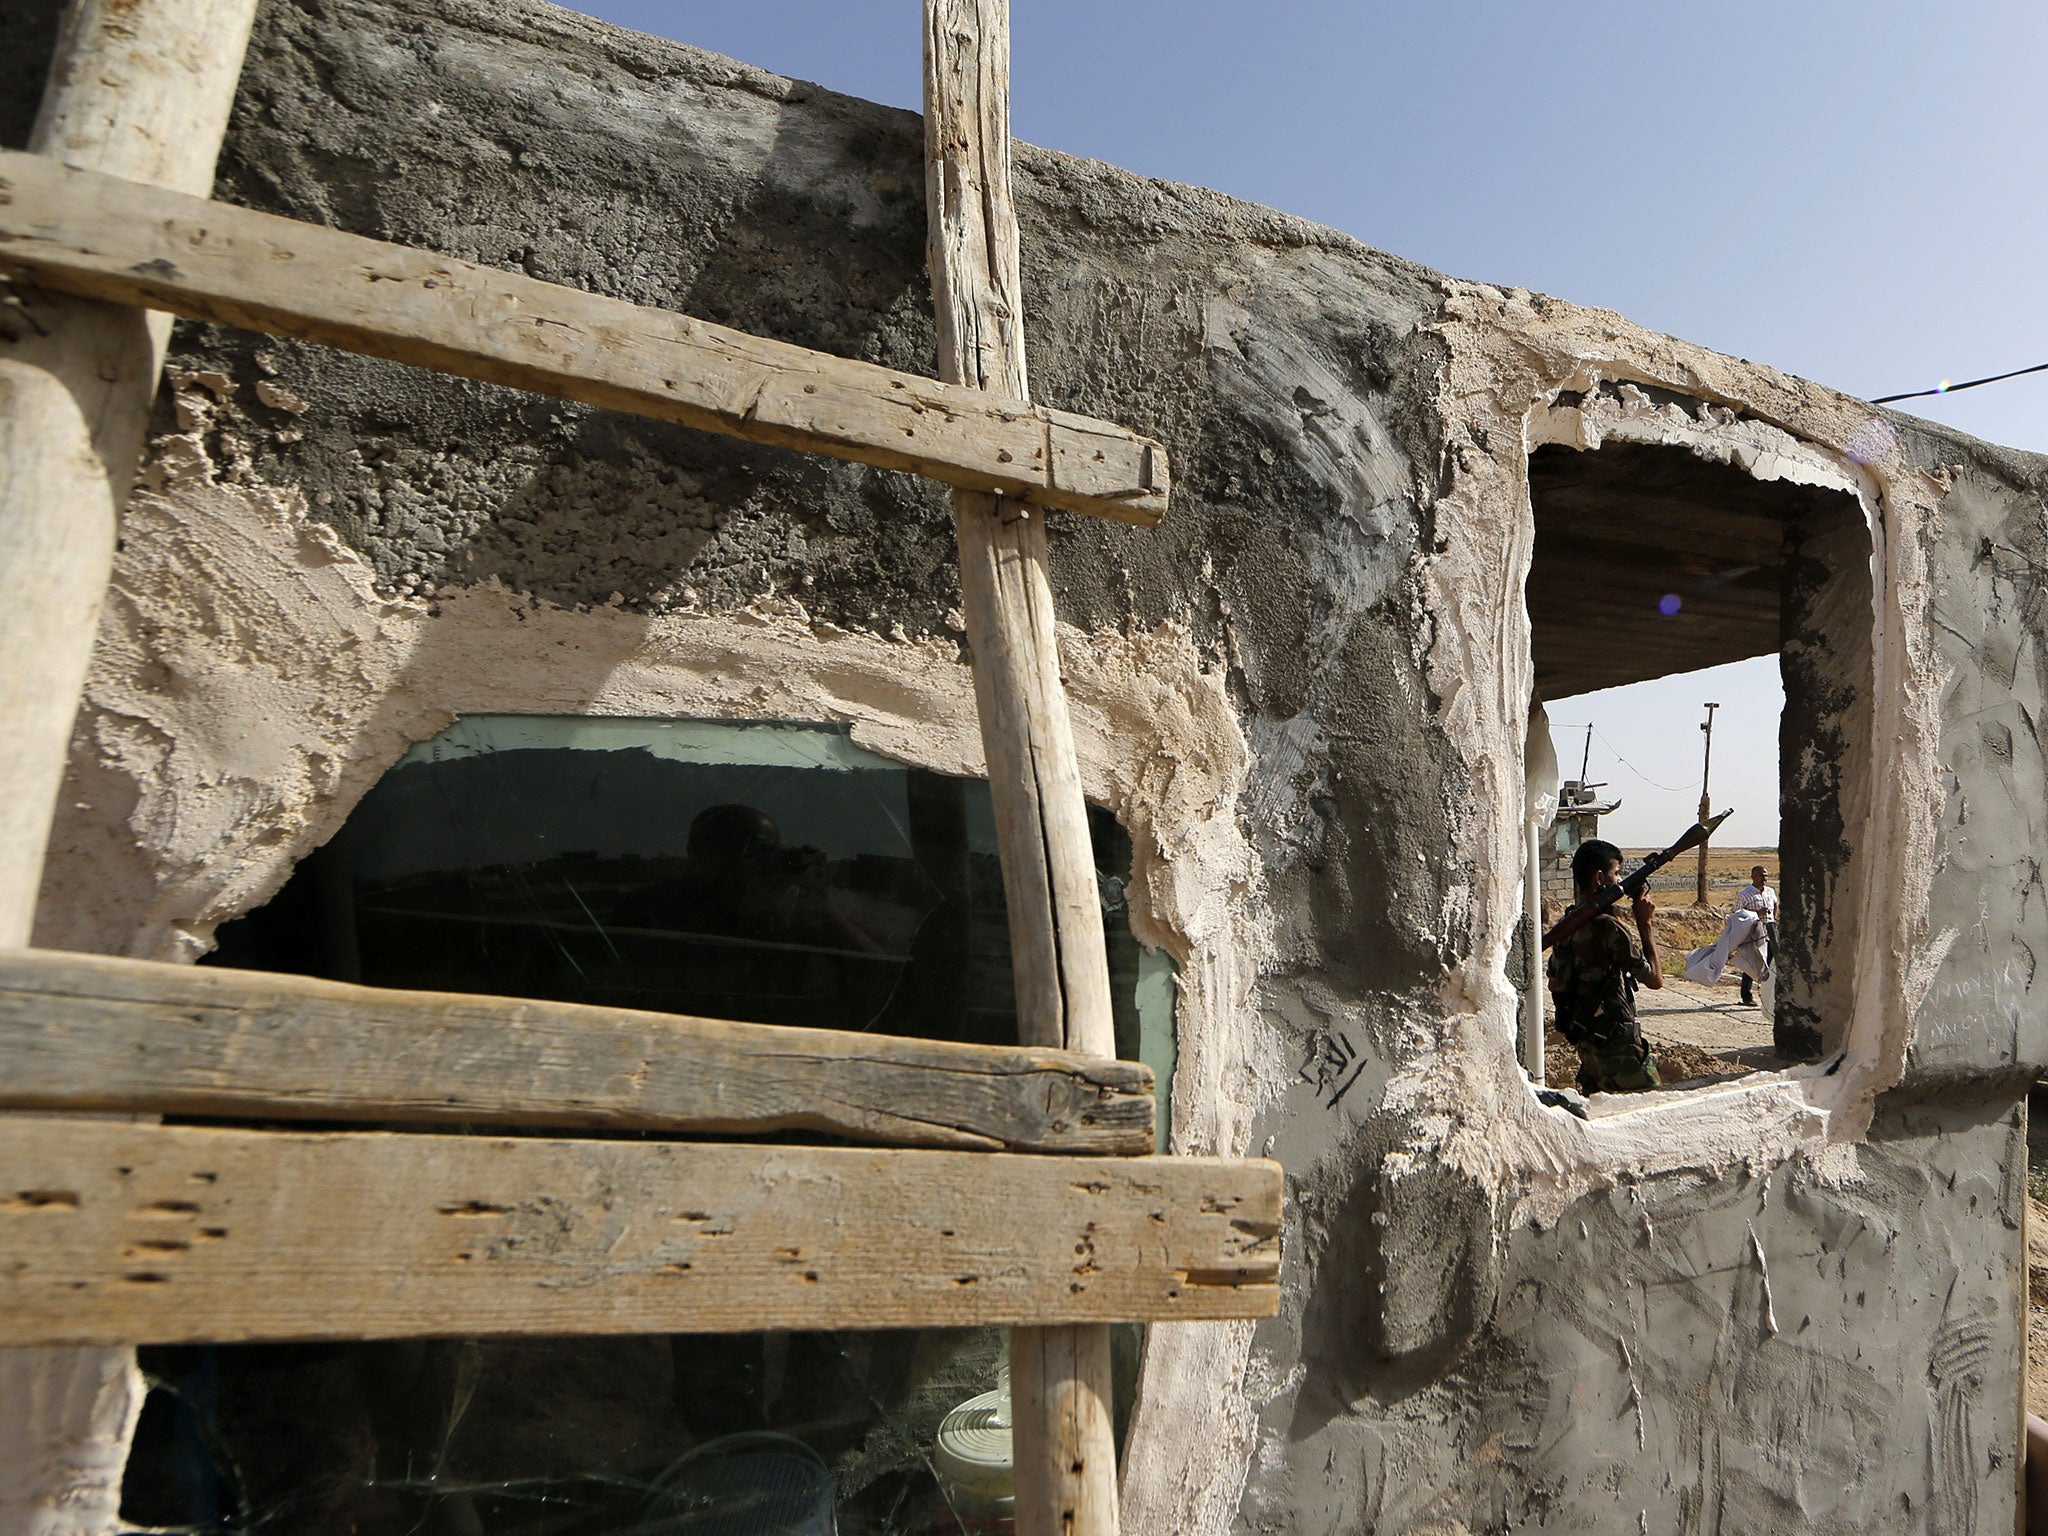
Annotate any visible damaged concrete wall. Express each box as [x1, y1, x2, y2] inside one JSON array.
[[1779, 484, 1877, 1061], [1911, 430, 2048, 1083], [9, 0, 2048, 1531]]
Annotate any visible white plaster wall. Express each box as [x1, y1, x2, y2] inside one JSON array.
[[26, 238, 2034, 1536], [34, 302, 1996, 1535], [1221, 288, 2032, 1536], [32, 388, 1297, 1535], [1413, 287, 1954, 1223]]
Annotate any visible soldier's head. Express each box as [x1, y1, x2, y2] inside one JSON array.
[[1572, 838, 1625, 898]]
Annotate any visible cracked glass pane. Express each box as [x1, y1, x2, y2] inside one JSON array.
[[125, 717, 1170, 1536]]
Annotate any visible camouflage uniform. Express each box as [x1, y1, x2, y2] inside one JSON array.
[[1546, 904, 1661, 1093]]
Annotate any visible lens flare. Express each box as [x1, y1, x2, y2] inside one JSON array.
[[1845, 417, 1899, 466], [1936, 379, 1954, 394], [1658, 593, 1682, 617]]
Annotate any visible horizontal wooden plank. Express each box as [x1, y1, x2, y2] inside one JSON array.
[[0, 949, 1153, 1154], [0, 150, 1168, 526], [0, 1119, 1280, 1343]]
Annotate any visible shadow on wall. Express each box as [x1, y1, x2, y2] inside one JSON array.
[[1291, 1133, 1502, 1431], [27, 52, 951, 952], [185, 0, 962, 630]]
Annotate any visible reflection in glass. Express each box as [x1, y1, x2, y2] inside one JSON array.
[[126, 718, 1173, 1536]]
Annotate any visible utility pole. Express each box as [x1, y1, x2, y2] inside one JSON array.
[[1696, 702, 1720, 906], [1578, 724, 1593, 788]]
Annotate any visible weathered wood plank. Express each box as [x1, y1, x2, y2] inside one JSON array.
[[0, 1119, 1282, 1345], [1011, 1322, 1121, 1536], [1, 4, 262, 1529], [0, 948, 1154, 1154], [923, 2, 1117, 1060], [922, 5, 1126, 1533], [0, 149, 1170, 527]]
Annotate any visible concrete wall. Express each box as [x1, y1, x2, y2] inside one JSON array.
[[11, 0, 2048, 1530], [1778, 484, 1876, 1060]]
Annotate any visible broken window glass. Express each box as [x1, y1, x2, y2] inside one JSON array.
[[125, 717, 1173, 1535]]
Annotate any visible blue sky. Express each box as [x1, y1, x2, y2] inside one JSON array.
[[563, 1, 2045, 846], [1545, 661, 1780, 849]]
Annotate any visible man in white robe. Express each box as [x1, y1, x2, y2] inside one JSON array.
[[1734, 864, 1779, 1005]]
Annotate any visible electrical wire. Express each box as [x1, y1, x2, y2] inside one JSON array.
[[1589, 726, 1697, 795], [1872, 360, 2048, 405]]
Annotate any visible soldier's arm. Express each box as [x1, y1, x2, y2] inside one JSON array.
[[1631, 893, 1663, 989]]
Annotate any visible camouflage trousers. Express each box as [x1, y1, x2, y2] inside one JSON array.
[[1566, 1018, 1661, 1095]]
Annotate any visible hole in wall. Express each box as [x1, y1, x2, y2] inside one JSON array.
[[124, 717, 1172, 1535], [210, 716, 1172, 1078], [1513, 421, 1874, 1106]]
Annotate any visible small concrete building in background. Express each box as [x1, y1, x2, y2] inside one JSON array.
[[1544, 778, 1623, 898]]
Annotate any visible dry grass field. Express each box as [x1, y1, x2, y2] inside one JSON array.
[[1542, 847, 1776, 954], [1624, 844, 1777, 915]]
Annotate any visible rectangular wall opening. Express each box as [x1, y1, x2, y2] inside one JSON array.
[[1521, 422, 1873, 1100]]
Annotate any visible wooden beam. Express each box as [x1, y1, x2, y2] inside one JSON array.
[[922, 5, 1125, 1534], [1010, 1323, 1121, 1536], [0, 4, 261, 1530], [0, 24, 259, 946], [0, 367, 110, 944], [923, 2, 1121, 1119], [0, 948, 1154, 1154], [923, 8, 1118, 1061], [0, 148, 1170, 528], [0, 1118, 1282, 1345]]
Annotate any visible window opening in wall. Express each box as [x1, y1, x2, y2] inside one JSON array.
[[123, 717, 1173, 1536], [1517, 423, 1873, 1107]]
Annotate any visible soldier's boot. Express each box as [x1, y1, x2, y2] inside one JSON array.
[[1575, 1050, 1602, 1098]]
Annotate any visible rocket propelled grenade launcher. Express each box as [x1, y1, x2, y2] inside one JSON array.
[[1540, 809, 1733, 950]]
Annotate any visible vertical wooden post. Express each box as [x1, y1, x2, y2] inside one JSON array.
[[921, 0, 1117, 1060], [0, 0, 259, 942], [921, 4, 1122, 1534], [0, 1, 257, 1530]]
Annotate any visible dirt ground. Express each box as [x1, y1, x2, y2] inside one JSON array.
[[1540, 852, 1784, 1092], [1542, 970, 1779, 1093]]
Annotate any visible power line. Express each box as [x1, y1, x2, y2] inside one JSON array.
[[1872, 360, 2048, 405], [1554, 723, 1696, 794]]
